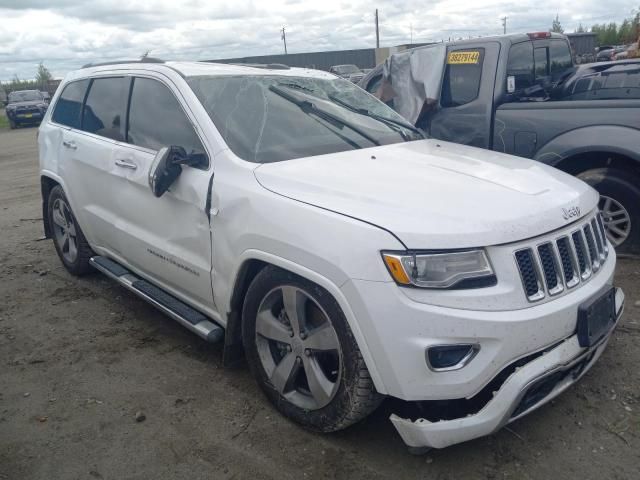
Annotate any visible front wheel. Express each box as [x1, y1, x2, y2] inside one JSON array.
[[578, 168, 640, 255], [242, 266, 383, 432]]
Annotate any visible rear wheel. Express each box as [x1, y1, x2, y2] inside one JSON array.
[[48, 185, 94, 275], [242, 266, 383, 432], [578, 168, 640, 255], [9, 118, 16, 129]]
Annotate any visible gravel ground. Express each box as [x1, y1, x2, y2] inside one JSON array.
[[1, 127, 639, 480]]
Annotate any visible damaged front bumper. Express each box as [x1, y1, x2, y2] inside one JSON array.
[[391, 287, 625, 450]]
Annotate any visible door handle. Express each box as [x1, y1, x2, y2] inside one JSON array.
[[62, 140, 77, 150], [115, 159, 138, 170]]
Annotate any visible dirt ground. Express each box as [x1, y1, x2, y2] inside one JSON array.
[[1, 126, 639, 480]]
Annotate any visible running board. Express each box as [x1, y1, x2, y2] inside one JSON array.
[[90, 256, 224, 343]]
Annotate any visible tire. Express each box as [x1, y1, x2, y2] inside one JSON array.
[[9, 118, 16, 129], [47, 185, 94, 275], [242, 266, 383, 432], [578, 168, 640, 255]]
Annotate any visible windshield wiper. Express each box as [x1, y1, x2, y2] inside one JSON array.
[[269, 85, 380, 146], [327, 94, 425, 140]]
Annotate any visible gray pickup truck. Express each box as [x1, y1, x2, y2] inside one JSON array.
[[360, 33, 640, 253]]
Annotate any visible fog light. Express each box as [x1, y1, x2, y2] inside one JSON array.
[[427, 344, 479, 371]]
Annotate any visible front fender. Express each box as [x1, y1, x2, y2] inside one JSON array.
[[228, 249, 389, 394], [534, 125, 640, 166]]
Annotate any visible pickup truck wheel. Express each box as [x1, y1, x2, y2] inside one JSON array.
[[242, 266, 383, 432], [578, 168, 640, 254], [48, 185, 94, 275]]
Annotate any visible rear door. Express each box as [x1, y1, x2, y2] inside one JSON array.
[[494, 39, 574, 157], [427, 42, 500, 149], [64, 76, 132, 251], [49, 77, 117, 249], [107, 74, 215, 310]]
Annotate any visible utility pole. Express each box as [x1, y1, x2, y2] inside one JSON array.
[[281, 27, 288, 54], [375, 9, 380, 48], [501, 16, 507, 34], [410, 23, 413, 44]]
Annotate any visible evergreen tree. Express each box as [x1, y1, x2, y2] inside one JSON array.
[[551, 14, 564, 33]]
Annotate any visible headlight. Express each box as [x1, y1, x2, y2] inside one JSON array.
[[382, 249, 496, 289]]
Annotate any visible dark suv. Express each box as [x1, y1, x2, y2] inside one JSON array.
[[5, 90, 48, 129]]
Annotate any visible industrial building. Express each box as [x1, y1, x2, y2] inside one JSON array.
[[204, 44, 433, 71]]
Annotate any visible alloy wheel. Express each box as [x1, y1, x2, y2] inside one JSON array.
[[599, 195, 631, 247], [52, 198, 79, 263], [255, 286, 342, 410]]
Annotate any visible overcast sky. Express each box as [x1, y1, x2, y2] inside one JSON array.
[[0, 0, 635, 81]]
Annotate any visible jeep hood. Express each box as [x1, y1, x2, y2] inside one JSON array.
[[254, 140, 599, 248]]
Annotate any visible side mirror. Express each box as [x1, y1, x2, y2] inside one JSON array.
[[148, 146, 208, 197], [148, 146, 186, 198]]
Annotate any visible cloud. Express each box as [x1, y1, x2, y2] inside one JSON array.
[[0, 0, 633, 81]]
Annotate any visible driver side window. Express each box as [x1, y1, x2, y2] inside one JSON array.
[[127, 77, 206, 164]]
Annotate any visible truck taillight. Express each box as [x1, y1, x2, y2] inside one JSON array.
[[527, 32, 552, 39]]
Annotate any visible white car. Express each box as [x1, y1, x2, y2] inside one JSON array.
[[38, 60, 624, 452]]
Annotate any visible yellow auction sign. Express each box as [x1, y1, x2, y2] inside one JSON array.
[[447, 51, 481, 64]]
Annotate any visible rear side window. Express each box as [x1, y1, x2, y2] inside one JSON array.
[[82, 77, 129, 141], [441, 48, 484, 107], [128, 77, 205, 157], [507, 42, 534, 90], [51, 80, 89, 129], [549, 41, 573, 76]]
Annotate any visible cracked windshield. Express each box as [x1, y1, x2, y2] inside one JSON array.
[[188, 75, 423, 163]]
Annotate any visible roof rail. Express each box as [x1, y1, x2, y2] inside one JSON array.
[[81, 57, 165, 69], [231, 63, 291, 70]]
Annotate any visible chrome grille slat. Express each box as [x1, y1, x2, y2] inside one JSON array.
[[583, 224, 600, 271], [515, 213, 608, 302], [591, 217, 606, 261], [596, 213, 609, 257]]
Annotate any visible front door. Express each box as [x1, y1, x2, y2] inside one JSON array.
[[427, 42, 500, 149], [107, 75, 215, 312]]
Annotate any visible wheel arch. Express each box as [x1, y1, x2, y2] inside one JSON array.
[[534, 125, 640, 176], [550, 150, 640, 178], [222, 250, 387, 394], [41, 174, 62, 238]]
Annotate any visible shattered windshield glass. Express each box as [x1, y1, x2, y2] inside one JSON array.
[[187, 75, 421, 163]]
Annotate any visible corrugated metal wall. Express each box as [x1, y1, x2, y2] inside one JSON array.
[[205, 48, 377, 71], [566, 33, 597, 56]]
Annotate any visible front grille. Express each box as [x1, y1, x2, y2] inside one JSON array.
[[515, 213, 609, 302], [15, 106, 40, 113]]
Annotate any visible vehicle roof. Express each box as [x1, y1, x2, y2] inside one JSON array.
[[67, 61, 337, 81], [445, 32, 567, 47]]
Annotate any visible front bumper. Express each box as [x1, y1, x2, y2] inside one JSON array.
[[390, 287, 624, 449], [7, 111, 44, 123]]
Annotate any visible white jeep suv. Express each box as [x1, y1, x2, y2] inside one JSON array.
[[38, 59, 624, 452]]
